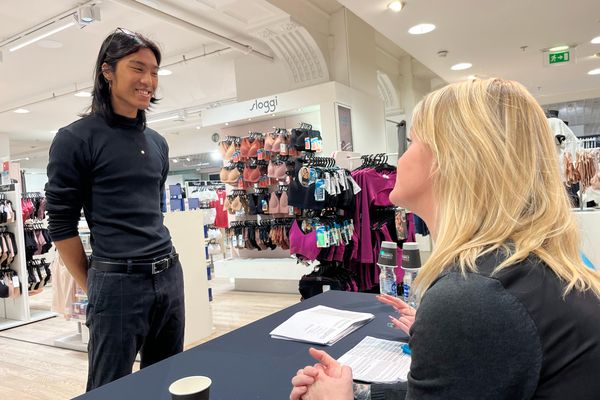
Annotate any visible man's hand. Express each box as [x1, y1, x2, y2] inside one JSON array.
[[54, 237, 88, 292]]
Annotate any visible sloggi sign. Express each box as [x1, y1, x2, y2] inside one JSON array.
[[249, 96, 278, 114]]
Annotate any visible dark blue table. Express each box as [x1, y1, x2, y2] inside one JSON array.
[[75, 290, 408, 400]]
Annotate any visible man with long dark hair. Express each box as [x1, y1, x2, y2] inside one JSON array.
[[46, 28, 185, 391]]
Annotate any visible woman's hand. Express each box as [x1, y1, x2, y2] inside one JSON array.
[[376, 293, 416, 335], [290, 348, 353, 400]]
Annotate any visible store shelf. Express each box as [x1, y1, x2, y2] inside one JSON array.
[[29, 309, 57, 323]]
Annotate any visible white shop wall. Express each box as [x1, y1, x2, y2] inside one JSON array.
[[23, 170, 48, 193], [202, 81, 386, 156], [220, 111, 321, 138]]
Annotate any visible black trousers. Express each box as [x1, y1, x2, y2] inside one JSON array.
[[85, 261, 185, 391]]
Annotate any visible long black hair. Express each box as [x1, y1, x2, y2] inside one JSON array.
[[87, 28, 161, 130]]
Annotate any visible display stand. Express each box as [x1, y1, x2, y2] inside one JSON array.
[[164, 210, 214, 347], [54, 211, 215, 351], [0, 184, 56, 331]]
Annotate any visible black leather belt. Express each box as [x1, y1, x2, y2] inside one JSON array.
[[90, 253, 179, 274]]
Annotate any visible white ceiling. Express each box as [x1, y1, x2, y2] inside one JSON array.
[[0, 0, 287, 154], [337, 0, 600, 104]]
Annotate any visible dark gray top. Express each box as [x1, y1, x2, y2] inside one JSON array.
[[46, 113, 172, 259], [371, 251, 600, 400]]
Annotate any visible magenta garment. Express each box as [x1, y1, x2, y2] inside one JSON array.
[[289, 220, 321, 261], [351, 168, 397, 264]]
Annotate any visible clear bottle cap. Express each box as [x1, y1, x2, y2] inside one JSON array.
[[402, 242, 419, 250]]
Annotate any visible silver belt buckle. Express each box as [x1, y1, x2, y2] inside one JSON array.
[[151, 258, 169, 274]]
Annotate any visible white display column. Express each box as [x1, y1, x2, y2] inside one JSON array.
[[574, 210, 600, 269], [164, 210, 214, 348]]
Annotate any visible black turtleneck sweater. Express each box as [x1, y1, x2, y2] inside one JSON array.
[[46, 113, 172, 260]]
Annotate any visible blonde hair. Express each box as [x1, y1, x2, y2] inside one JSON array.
[[411, 78, 600, 299]]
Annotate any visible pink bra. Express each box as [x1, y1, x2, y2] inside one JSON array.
[[267, 191, 289, 214], [289, 220, 320, 260], [267, 161, 287, 180]]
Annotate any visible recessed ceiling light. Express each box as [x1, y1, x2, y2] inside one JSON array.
[[271, 114, 275, 117], [158, 68, 172, 76], [172, 159, 179, 163], [387, 1, 403, 12], [451, 63, 473, 71], [588, 68, 600, 76], [592, 36, 600, 45], [14, 108, 30, 114], [248, 118, 252, 121], [195, 126, 201, 130], [74, 90, 91, 97], [549, 45, 569, 52], [408, 23, 436, 35], [186, 157, 191, 162], [225, 122, 229, 126]]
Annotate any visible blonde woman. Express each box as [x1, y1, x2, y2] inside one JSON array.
[[290, 79, 600, 400]]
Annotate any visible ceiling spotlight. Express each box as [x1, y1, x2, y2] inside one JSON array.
[[14, 108, 30, 114], [451, 62, 473, 71], [549, 45, 569, 52], [172, 159, 179, 163], [158, 68, 172, 76], [248, 118, 252, 121], [591, 36, 600, 44], [387, 1, 404, 12], [74, 90, 91, 97], [78, 5, 100, 25], [588, 68, 600, 76], [225, 122, 229, 126], [195, 126, 201, 130], [408, 23, 436, 35], [186, 157, 191, 162]]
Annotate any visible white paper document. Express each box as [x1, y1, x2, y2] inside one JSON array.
[[269, 305, 374, 346], [337, 336, 411, 383]]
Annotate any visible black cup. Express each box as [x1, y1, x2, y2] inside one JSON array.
[[169, 376, 211, 400]]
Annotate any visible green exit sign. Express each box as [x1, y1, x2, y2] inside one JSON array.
[[549, 51, 570, 64]]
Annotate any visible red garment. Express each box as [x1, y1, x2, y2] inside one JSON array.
[[210, 189, 229, 228]]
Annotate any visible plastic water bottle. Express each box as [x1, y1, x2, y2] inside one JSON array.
[[378, 241, 398, 296], [402, 242, 421, 308]]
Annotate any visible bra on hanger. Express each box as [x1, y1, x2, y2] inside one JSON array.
[[267, 191, 289, 214], [247, 138, 263, 159], [219, 167, 241, 184], [240, 138, 251, 159], [267, 161, 288, 180], [243, 165, 261, 183], [264, 133, 275, 152]]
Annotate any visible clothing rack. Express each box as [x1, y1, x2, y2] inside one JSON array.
[[22, 192, 44, 199], [345, 152, 398, 161], [0, 184, 55, 331]]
